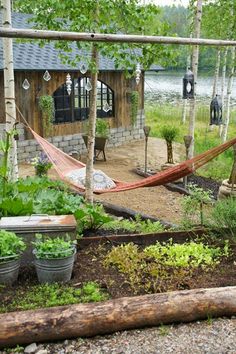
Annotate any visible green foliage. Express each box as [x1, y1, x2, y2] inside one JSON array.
[[103, 215, 165, 234], [144, 240, 228, 268], [0, 230, 26, 261], [74, 203, 112, 234], [33, 234, 76, 259], [0, 282, 108, 313], [38, 95, 55, 137], [104, 240, 227, 293], [0, 176, 83, 217], [130, 91, 139, 126], [160, 125, 179, 144], [209, 198, 236, 238], [181, 183, 213, 228], [95, 118, 110, 138]]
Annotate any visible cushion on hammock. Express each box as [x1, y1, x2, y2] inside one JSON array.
[[65, 167, 116, 190]]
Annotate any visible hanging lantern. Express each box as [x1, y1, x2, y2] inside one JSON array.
[[66, 73, 72, 95], [43, 70, 51, 82], [85, 79, 92, 91], [210, 95, 222, 126], [135, 63, 141, 85], [80, 63, 88, 75], [103, 102, 111, 113], [22, 79, 30, 90], [183, 68, 194, 99]]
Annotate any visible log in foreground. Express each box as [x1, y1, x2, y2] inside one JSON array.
[[1, 286, 236, 348]]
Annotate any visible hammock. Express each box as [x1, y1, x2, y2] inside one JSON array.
[[29, 127, 236, 194]]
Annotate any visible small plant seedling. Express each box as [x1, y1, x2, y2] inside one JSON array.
[[158, 324, 169, 336]]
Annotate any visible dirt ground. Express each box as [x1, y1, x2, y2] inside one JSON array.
[[19, 137, 185, 224]]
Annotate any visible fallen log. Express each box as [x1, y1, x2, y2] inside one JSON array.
[[1, 286, 236, 348]]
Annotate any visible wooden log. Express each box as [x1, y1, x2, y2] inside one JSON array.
[[1, 28, 236, 47], [1, 286, 236, 348]]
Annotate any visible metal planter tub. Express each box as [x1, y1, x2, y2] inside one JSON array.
[[0, 258, 21, 285], [33, 249, 76, 284]]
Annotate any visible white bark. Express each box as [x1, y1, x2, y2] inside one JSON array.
[[2, 0, 18, 180], [84, 44, 98, 203], [219, 47, 228, 137], [189, 0, 202, 158], [222, 47, 236, 142], [212, 48, 221, 99]]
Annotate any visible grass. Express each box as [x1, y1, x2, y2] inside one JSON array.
[[145, 102, 236, 181], [0, 282, 109, 313]]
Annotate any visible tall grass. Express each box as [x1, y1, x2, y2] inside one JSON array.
[[145, 102, 236, 181]]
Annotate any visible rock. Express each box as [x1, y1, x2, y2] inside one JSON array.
[[36, 350, 48, 354], [24, 343, 38, 354]]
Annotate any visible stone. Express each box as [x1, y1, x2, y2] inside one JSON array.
[[65, 167, 116, 190], [24, 342, 38, 353], [36, 350, 48, 354]]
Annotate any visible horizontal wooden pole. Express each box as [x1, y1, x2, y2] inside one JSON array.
[[0, 27, 236, 46], [0, 286, 236, 348]]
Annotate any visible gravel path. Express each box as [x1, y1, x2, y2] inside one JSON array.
[[2, 317, 236, 354]]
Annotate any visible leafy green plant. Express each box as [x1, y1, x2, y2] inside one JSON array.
[[209, 197, 236, 238], [0, 230, 26, 262], [95, 118, 110, 138], [130, 91, 139, 126], [30, 152, 52, 177], [144, 240, 228, 268], [181, 183, 213, 228], [74, 203, 112, 234], [160, 125, 179, 164], [104, 240, 228, 293], [103, 214, 165, 234], [0, 282, 108, 313], [33, 234, 76, 259], [38, 95, 55, 137]]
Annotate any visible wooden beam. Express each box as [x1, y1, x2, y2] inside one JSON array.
[[0, 27, 236, 46], [1, 286, 236, 348]]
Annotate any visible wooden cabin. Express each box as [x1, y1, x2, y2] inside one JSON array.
[[0, 12, 163, 161]]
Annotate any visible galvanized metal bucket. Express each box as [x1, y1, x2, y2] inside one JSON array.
[[0, 258, 20, 285], [34, 249, 76, 283]]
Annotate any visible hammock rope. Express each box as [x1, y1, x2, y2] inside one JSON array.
[[28, 126, 236, 194]]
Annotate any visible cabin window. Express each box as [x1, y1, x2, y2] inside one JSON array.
[[53, 77, 114, 124]]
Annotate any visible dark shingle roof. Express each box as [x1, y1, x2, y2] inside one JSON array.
[[0, 12, 163, 72]]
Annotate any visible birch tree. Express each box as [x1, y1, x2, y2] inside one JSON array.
[[1, 0, 18, 181], [188, 0, 203, 158]]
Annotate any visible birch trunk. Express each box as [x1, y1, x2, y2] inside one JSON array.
[[2, 0, 18, 180], [212, 48, 221, 99], [189, 0, 202, 158], [222, 46, 235, 143], [219, 47, 228, 137], [84, 44, 98, 203]]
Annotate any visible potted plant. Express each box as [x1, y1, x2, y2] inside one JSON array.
[[82, 118, 110, 161], [30, 152, 52, 177], [0, 230, 26, 285], [33, 234, 77, 283], [160, 125, 179, 165]]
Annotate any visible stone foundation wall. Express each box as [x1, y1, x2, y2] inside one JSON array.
[[1, 110, 145, 162]]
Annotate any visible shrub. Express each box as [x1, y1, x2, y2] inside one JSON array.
[[210, 197, 236, 237]]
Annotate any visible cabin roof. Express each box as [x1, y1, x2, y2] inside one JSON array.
[[0, 12, 164, 72]]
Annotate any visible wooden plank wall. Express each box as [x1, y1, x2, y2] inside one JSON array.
[[0, 70, 144, 138]]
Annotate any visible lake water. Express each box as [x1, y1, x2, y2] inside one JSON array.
[[144, 71, 236, 105]]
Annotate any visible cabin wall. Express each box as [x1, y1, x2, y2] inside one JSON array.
[[0, 70, 145, 162]]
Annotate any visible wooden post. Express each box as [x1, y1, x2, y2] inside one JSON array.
[[1, 286, 236, 348], [2, 0, 18, 181]]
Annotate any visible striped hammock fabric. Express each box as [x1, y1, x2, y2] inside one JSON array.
[[29, 127, 236, 194]]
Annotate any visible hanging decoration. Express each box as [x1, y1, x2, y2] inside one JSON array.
[[183, 68, 194, 99], [80, 63, 88, 75], [135, 63, 141, 85], [22, 79, 30, 90], [43, 70, 51, 82], [66, 73, 72, 95], [210, 95, 222, 126], [103, 102, 111, 112], [85, 79, 92, 92]]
